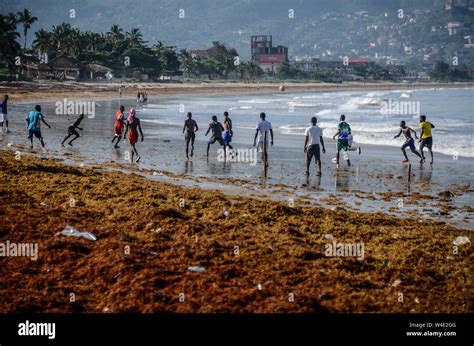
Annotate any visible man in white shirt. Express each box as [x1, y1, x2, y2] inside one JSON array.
[[253, 112, 274, 159], [304, 116, 326, 176]]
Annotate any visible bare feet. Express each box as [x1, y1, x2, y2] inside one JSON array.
[[402, 159, 409, 163]]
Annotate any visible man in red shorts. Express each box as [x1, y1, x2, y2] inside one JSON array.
[[111, 105, 126, 149], [123, 108, 144, 163]]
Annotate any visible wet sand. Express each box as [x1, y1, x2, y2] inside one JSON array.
[[1, 99, 472, 230], [0, 150, 471, 313]]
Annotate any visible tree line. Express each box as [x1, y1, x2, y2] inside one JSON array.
[[0, 9, 264, 81]]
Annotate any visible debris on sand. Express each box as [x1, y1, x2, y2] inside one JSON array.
[[188, 266, 205, 272], [58, 226, 97, 241], [438, 190, 455, 201], [453, 236, 470, 246]]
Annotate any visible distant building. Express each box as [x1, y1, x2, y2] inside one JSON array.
[[251, 35, 288, 73], [82, 64, 112, 80], [25, 54, 112, 81], [189, 49, 210, 60], [29, 54, 81, 80], [464, 35, 474, 48]]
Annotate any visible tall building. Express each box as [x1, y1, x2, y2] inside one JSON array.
[[251, 35, 288, 73]]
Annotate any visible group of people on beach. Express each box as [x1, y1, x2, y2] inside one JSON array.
[[136, 92, 148, 108], [3, 92, 435, 175]]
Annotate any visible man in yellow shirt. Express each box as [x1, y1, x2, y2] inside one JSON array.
[[419, 115, 435, 164]]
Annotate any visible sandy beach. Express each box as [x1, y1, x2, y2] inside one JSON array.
[[0, 83, 472, 313], [2, 80, 472, 103]]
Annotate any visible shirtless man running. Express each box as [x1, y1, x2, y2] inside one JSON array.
[[394, 120, 424, 163], [183, 112, 198, 159]]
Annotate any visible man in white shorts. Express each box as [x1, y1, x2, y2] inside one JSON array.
[[1, 95, 9, 132], [304, 116, 326, 176], [253, 112, 273, 160]]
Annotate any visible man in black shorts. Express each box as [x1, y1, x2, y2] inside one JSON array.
[[205, 115, 225, 158], [419, 114, 435, 164], [304, 117, 326, 176], [394, 120, 423, 163], [182, 112, 199, 159], [61, 113, 84, 147]]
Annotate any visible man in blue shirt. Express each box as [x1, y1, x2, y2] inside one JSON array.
[[1, 95, 8, 132], [26, 105, 51, 149]]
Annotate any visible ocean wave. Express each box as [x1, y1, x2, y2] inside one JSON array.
[[287, 102, 322, 108], [238, 98, 284, 104], [365, 91, 388, 97]]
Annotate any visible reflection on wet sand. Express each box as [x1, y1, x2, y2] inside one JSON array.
[[335, 169, 351, 190], [184, 160, 193, 174]]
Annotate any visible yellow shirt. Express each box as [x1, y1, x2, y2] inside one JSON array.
[[419, 121, 432, 138]]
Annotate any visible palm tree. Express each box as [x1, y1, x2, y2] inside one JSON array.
[[126, 27, 144, 47], [32, 29, 52, 55], [0, 14, 21, 67], [5, 12, 17, 26], [61, 28, 81, 58], [51, 23, 72, 51], [107, 24, 124, 44], [17, 8, 38, 49]]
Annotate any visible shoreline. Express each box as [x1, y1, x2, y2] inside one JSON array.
[[0, 150, 471, 313], [2, 81, 472, 104]]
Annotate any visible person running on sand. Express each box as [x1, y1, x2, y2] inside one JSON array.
[[304, 117, 326, 176], [223, 111, 234, 152], [183, 112, 198, 159], [123, 108, 144, 163], [1, 95, 9, 133], [253, 112, 274, 161], [26, 105, 51, 149], [61, 113, 84, 147], [332, 114, 352, 168], [394, 120, 424, 163], [419, 114, 435, 165], [205, 115, 225, 158], [111, 105, 126, 149]]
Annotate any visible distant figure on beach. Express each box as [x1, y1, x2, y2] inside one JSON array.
[[119, 86, 123, 98], [332, 114, 352, 168], [304, 116, 326, 176], [111, 105, 126, 149], [205, 115, 225, 157], [123, 108, 144, 163], [419, 114, 435, 165], [61, 113, 84, 147], [253, 112, 274, 160], [394, 120, 423, 163], [26, 105, 51, 149], [223, 111, 234, 152], [1, 95, 8, 133], [183, 112, 198, 159]]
